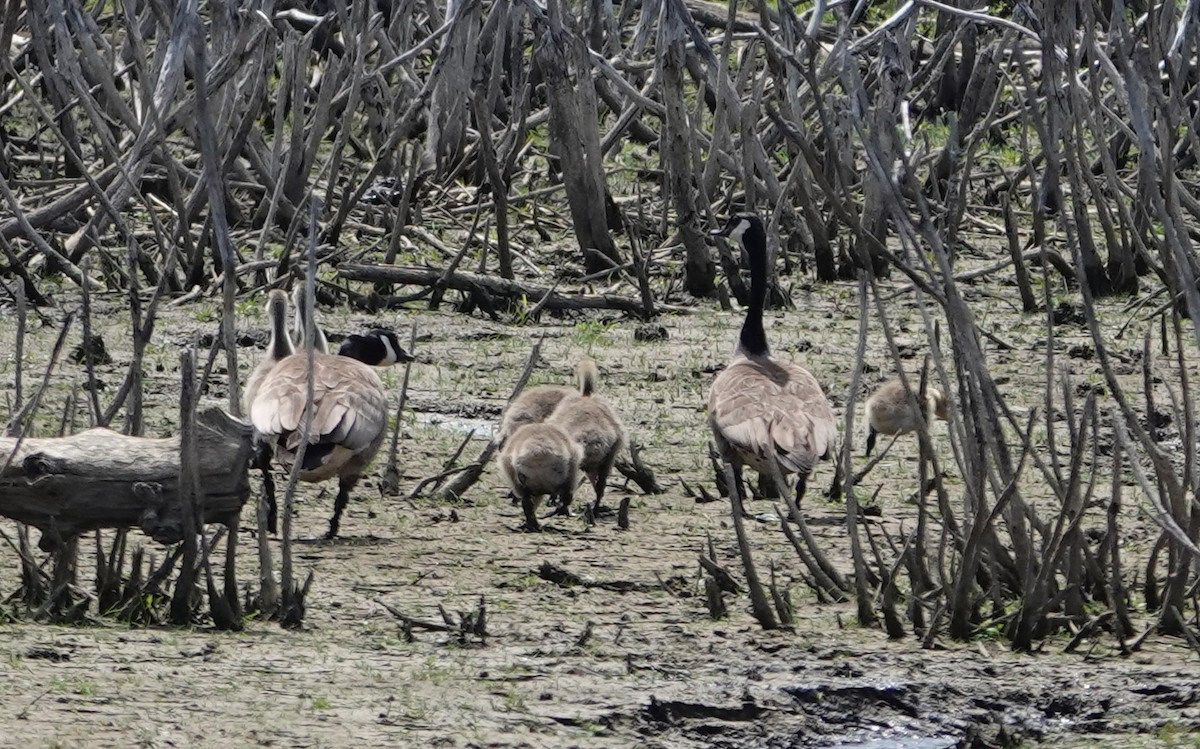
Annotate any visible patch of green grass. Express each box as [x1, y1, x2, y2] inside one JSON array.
[[192, 303, 219, 324], [572, 320, 617, 347], [499, 687, 527, 712], [1155, 722, 1200, 747], [310, 695, 332, 710], [73, 679, 97, 697], [413, 656, 453, 685]]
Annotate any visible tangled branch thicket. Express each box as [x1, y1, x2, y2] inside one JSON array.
[[1, 0, 1199, 648]]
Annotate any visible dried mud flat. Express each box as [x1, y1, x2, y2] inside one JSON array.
[[1, 273, 1198, 749]]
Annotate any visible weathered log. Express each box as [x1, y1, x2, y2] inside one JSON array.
[[0, 408, 254, 551], [338, 262, 648, 315]]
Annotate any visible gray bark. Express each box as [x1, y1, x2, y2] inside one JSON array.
[[0, 409, 254, 551]]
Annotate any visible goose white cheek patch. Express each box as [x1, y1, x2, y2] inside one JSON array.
[[380, 335, 399, 365]]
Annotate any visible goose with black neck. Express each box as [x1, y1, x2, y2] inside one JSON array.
[[707, 213, 837, 506]]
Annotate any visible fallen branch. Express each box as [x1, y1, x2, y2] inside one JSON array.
[[433, 337, 543, 501], [536, 561, 660, 592], [886, 248, 1075, 298], [614, 440, 663, 494], [338, 262, 648, 315]]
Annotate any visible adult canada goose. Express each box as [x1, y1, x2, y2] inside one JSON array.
[[290, 285, 329, 353], [249, 298, 410, 539], [707, 213, 837, 504], [865, 378, 949, 456], [496, 384, 575, 446], [546, 357, 626, 516], [499, 422, 582, 531]]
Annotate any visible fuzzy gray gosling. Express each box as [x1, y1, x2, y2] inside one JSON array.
[[546, 357, 626, 516], [290, 284, 329, 353], [497, 384, 576, 447], [864, 378, 949, 456], [244, 290, 295, 419], [499, 422, 582, 532]]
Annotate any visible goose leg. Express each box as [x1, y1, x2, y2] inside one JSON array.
[[865, 427, 878, 457], [590, 451, 619, 516], [255, 442, 278, 535], [520, 491, 541, 532], [326, 476, 358, 540], [732, 464, 754, 520], [827, 459, 843, 501], [795, 471, 809, 505], [552, 482, 574, 518]]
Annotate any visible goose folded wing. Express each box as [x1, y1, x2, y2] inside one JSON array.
[[249, 359, 387, 450]]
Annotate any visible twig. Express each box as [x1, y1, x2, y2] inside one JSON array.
[[382, 323, 419, 496]]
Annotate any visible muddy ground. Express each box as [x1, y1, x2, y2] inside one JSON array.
[[0, 263, 1198, 749]]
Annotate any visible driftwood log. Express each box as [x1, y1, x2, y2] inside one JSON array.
[[0, 408, 254, 551], [338, 262, 648, 314]]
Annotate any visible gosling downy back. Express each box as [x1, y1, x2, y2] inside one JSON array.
[[497, 384, 576, 446]]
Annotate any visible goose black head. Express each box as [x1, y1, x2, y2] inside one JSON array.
[[337, 329, 412, 366], [710, 213, 765, 244]]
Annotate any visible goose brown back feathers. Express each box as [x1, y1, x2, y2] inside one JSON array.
[[708, 356, 835, 477], [249, 354, 389, 481]]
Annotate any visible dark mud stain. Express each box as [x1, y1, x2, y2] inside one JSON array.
[[620, 664, 1200, 749]]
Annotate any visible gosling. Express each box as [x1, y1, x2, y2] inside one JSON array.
[[865, 378, 949, 456], [547, 358, 626, 516], [244, 289, 294, 420], [290, 284, 329, 353], [499, 422, 582, 532]]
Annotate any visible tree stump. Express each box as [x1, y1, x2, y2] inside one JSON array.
[[0, 408, 254, 551]]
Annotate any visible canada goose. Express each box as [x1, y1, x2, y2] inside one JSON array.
[[496, 384, 575, 446], [499, 422, 582, 531], [290, 284, 329, 353], [249, 304, 409, 539], [707, 213, 837, 504], [865, 378, 949, 456], [546, 357, 626, 516]]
